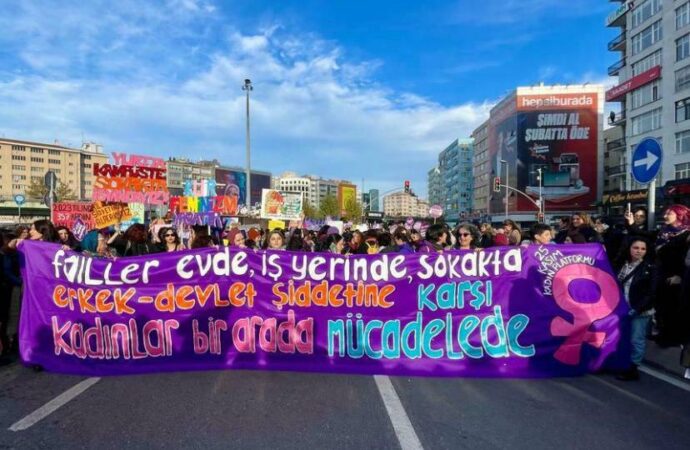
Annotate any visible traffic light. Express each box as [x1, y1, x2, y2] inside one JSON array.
[[493, 177, 501, 193], [404, 180, 410, 194]]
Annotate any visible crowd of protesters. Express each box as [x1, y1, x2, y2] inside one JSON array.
[[1, 205, 689, 381]]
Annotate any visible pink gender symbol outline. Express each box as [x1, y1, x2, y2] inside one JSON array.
[[550, 264, 620, 365]]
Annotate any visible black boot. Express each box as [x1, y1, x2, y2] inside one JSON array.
[[616, 365, 640, 381]]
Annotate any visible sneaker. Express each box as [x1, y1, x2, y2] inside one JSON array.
[[616, 366, 640, 381], [684, 368, 690, 380]]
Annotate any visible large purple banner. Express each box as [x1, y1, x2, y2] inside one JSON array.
[[19, 241, 629, 377]]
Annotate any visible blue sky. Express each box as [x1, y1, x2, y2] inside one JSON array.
[[0, 0, 617, 197]]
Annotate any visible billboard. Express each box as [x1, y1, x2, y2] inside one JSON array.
[[215, 169, 271, 207], [515, 92, 599, 212], [338, 183, 357, 216], [260, 189, 303, 220], [487, 95, 518, 215]]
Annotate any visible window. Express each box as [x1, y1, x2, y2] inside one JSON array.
[[30, 147, 44, 153], [12, 155, 26, 161], [631, 108, 662, 135], [631, 80, 661, 108], [676, 97, 690, 122], [30, 157, 44, 163], [12, 165, 25, 170], [48, 149, 60, 155], [676, 162, 690, 179], [49, 159, 60, 164], [12, 184, 21, 190], [676, 130, 690, 154], [678, 2, 690, 30], [31, 167, 42, 172], [677, 65, 690, 92], [631, 49, 662, 76], [17, 175, 26, 180], [678, 34, 690, 61], [631, 21, 662, 56], [11, 145, 25, 151], [632, 0, 662, 29]]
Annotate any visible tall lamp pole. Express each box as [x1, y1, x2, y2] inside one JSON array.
[[500, 159, 508, 220], [242, 79, 253, 211], [537, 167, 545, 222]]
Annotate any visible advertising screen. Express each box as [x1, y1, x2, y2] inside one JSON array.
[[487, 96, 518, 215], [215, 169, 271, 207], [515, 93, 599, 212]]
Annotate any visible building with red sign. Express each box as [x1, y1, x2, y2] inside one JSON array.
[[605, 0, 690, 193]]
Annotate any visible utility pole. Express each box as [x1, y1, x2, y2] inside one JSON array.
[[242, 79, 253, 211], [501, 160, 509, 220]]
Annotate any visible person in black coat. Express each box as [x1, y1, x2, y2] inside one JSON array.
[[616, 238, 657, 381]]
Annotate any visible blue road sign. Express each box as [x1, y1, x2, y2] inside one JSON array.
[[14, 194, 25, 206], [631, 138, 662, 184]]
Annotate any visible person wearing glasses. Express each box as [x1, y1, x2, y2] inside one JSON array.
[[158, 227, 185, 252], [454, 223, 480, 251]]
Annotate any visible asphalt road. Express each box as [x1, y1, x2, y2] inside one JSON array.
[[0, 358, 689, 449]]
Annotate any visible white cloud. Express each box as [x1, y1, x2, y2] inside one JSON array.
[[0, 1, 492, 199]]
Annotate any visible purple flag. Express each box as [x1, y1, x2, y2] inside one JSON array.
[[18, 241, 630, 377]]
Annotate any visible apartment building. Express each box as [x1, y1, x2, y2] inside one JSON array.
[[606, 0, 690, 195], [383, 192, 429, 218], [0, 138, 108, 201]]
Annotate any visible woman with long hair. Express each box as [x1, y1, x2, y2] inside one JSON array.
[[81, 230, 118, 259], [653, 204, 690, 348], [567, 212, 602, 244], [108, 223, 159, 257], [615, 238, 656, 381], [478, 223, 495, 248], [503, 220, 522, 246], [225, 228, 246, 249], [56, 226, 81, 251], [7, 219, 59, 249], [158, 227, 185, 252], [191, 225, 217, 249]]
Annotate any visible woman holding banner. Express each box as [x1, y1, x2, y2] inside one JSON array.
[[81, 230, 118, 259], [56, 226, 81, 251], [262, 229, 286, 251], [7, 219, 59, 249], [158, 227, 186, 252]]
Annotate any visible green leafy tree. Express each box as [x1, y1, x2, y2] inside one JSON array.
[[343, 198, 363, 224], [302, 201, 322, 219], [319, 194, 340, 219], [26, 178, 77, 201]]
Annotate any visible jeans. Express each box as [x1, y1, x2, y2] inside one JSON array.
[[631, 314, 651, 366]]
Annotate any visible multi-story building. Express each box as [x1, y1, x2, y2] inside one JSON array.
[[427, 166, 442, 207], [470, 84, 604, 222], [0, 138, 108, 201], [276, 172, 312, 205], [272, 172, 358, 210], [471, 122, 490, 217], [383, 192, 429, 218], [605, 0, 690, 199], [603, 126, 627, 194], [435, 138, 474, 220], [166, 158, 217, 195], [368, 189, 380, 212]]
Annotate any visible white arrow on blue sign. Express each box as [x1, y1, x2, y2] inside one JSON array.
[[631, 137, 662, 184]]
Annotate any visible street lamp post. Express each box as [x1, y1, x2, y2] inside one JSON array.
[[537, 167, 545, 222], [242, 79, 253, 211], [500, 159, 508, 220]]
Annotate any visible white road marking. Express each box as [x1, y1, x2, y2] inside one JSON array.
[[374, 375, 423, 450], [9, 377, 101, 432], [640, 365, 690, 393]]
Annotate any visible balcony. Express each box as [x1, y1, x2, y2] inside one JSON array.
[[607, 138, 626, 151], [607, 110, 626, 126], [606, 164, 627, 177], [608, 58, 625, 76], [607, 2, 630, 27], [608, 31, 626, 52]]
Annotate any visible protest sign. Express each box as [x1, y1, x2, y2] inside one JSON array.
[[268, 220, 286, 230], [92, 152, 169, 206], [120, 203, 145, 231], [19, 242, 629, 377], [51, 202, 95, 230], [92, 201, 133, 228], [260, 189, 303, 220]]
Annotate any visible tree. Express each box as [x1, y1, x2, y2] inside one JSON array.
[[26, 178, 77, 201], [302, 201, 321, 219], [319, 194, 340, 219], [343, 198, 363, 224]]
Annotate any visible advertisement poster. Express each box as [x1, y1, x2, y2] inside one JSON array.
[[215, 169, 271, 207], [338, 184, 357, 215], [488, 95, 518, 215], [260, 189, 303, 220]]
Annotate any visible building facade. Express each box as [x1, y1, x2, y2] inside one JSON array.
[[605, 0, 690, 196], [427, 166, 442, 207], [0, 138, 108, 202], [437, 138, 474, 220], [166, 158, 216, 196], [368, 189, 380, 212], [471, 84, 604, 221], [471, 121, 490, 217], [383, 192, 429, 218]]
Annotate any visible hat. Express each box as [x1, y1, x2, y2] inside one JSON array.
[[247, 228, 261, 241]]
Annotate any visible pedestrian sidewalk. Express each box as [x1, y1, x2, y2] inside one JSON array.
[[644, 340, 690, 383]]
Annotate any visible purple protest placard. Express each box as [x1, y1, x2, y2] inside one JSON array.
[[18, 241, 630, 377]]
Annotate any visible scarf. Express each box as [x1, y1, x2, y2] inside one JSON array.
[[656, 224, 689, 248]]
